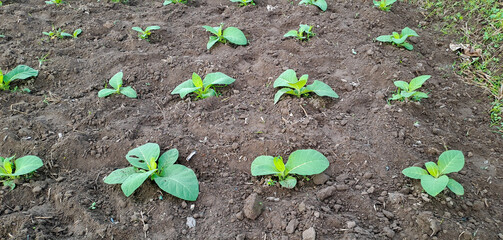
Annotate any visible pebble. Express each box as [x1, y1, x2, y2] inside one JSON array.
[[181, 201, 187, 209], [363, 172, 373, 179], [243, 193, 263, 220], [285, 219, 299, 234], [316, 186, 335, 200], [314, 211, 320, 218], [32, 186, 42, 194], [367, 186, 375, 194], [333, 204, 342, 213], [302, 227, 316, 240], [472, 200, 485, 211], [235, 211, 244, 221], [312, 173, 329, 185], [336, 184, 349, 191], [382, 210, 394, 219], [298, 202, 306, 212], [347, 221, 356, 229], [382, 226, 395, 238]]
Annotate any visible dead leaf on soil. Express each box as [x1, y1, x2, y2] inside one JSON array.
[[449, 43, 482, 58]]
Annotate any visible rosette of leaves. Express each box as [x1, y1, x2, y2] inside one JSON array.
[[373, 0, 397, 11], [284, 24, 315, 41], [132, 26, 160, 40], [104, 143, 199, 201], [273, 69, 338, 104], [402, 150, 465, 197], [376, 27, 419, 50], [389, 75, 430, 102], [98, 72, 137, 98], [0, 155, 44, 189], [0, 65, 39, 91], [230, 0, 255, 6], [299, 0, 327, 11], [171, 72, 235, 99], [202, 23, 248, 50], [251, 149, 329, 189]]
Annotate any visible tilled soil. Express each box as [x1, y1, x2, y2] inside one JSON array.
[[0, 0, 502, 239]]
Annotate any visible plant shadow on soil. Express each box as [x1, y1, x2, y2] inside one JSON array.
[[0, 0, 502, 239]]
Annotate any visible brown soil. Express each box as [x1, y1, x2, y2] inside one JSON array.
[[0, 0, 502, 239]]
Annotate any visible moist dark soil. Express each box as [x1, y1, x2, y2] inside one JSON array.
[[0, 0, 502, 239]]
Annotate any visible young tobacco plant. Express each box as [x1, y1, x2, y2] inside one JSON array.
[[171, 72, 235, 99], [403, 150, 465, 197], [104, 143, 199, 201], [132, 26, 160, 40], [376, 27, 419, 50], [389, 75, 430, 102], [230, 0, 255, 7], [273, 69, 338, 104], [0, 65, 38, 91], [163, 0, 186, 5], [43, 27, 81, 40], [45, 0, 64, 5], [98, 72, 137, 98], [284, 25, 315, 41], [202, 23, 248, 50], [0, 155, 43, 190], [299, 0, 327, 11], [373, 0, 397, 11], [251, 149, 329, 189]]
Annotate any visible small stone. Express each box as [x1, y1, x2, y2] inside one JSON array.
[[186, 217, 196, 228], [333, 204, 342, 213], [236, 211, 244, 220], [312, 173, 329, 185], [336, 184, 349, 191], [382, 210, 394, 219], [382, 227, 395, 238], [336, 173, 349, 182], [316, 186, 335, 200], [367, 186, 375, 194], [302, 227, 316, 240], [347, 221, 356, 229], [314, 211, 320, 218], [243, 193, 263, 220], [298, 202, 306, 212], [236, 233, 246, 240], [285, 219, 299, 234], [181, 201, 187, 209], [473, 200, 485, 211], [363, 172, 373, 179], [32, 186, 42, 194]]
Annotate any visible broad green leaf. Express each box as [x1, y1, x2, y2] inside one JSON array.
[[251, 156, 281, 176], [288, 79, 307, 90], [425, 162, 439, 178], [312, 0, 327, 11], [223, 27, 247, 45], [203, 72, 235, 88], [401, 91, 416, 98], [376, 35, 393, 43], [409, 75, 430, 91], [274, 69, 298, 88], [305, 80, 339, 99], [61, 32, 73, 38], [12, 155, 43, 176], [273, 157, 285, 172], [201, 88, 217, 98], [171, 79, 199, 98], [402, 166, 428, 179], [447, 178, 464, 195], [412, 92, 429, 100], [192, 73, 203, 88], [145, 26, 160, 31], [3, 65, 38, 84], [104, 167, 137, 184], [285, 149, 329, 175], [125, 143, 160, 170], [3, 160, 12, 175], [154, 164, 199, 201], [207, 36, 219, 49], [98, 89, 116, 98], [0, 69, 3, 85], [132, 27, 143, 33], [401, 42, 414, 50], [119, 86, 137, 98], [284, 30, 298, 38], [420, 175, 448, 197], [109, 72, 123, 90], [437, 150, 464, 175], [279, 176, 297, 189], [274, 88, 296, 104], [121, 170, 155, 197], [401, 27, 419, 37], [73, 29, 82, 37], [158, 149, 179, 172], [390, 93, 403, 101], [163, 0, 172, 5], [393, 81, 409, 91], [202, 26, 219, 35], [299, 74, 309, 82]]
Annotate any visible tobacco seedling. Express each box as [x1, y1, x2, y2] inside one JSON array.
[[373, 0, 397, 11], [89, 202, 97, 210], [104, 143, 200, 201], [251, 149, 329, 189], [402, 150, 465, 197], [202, 23, 248, 50], [45, 0, 64, 5], [43, 27, 80, 39], [98, 72, 137, 98], [163, 0, 186, 5], [0, 155, 43, 190], [299, 0, 327, 11], [171, 72, 235, 99], [376, 27, 419, 50], [230, 0, 255, 7], [284, 24, 315, 41], [389, 75, 430, 102], [132, 26, 160, 40], [69, 29, 82, 38], [273, 69, 338, 104], [0, 65, 39, 91]]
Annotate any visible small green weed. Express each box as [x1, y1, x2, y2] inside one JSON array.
[[43, 27, 81, 40], [284, 24, 315, 41], [132, 26, 160, 40], [376, 27, 419, 50]]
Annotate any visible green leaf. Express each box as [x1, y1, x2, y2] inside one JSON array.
[[3, 65, 38, 85], [154, 164, 199, 201], [420, 175, 448, 197], [11, 155, 43, 176], [425, 162, 439, 178], [251, 156, 282, 176], [279, 176, 297, 189], [222, 27, 247, 45], [73, 29, 82, 38], [192, 73, 203, 88], [285, 149, 329, 175], [203, 72, 235, 88], [158, 149, 178, 172], [402, 166, 428, 179], [125, 143, 160, 170], [207, 36, 219, 50], [171, 79, 199, 98], [393, 81, 409, 91], [4, 180, 15, 190], [163, 0, 172, 5], [121, 170, 155, 197], [401, 27, 419, 38], [376, 35, 393, 43], [119, 86, 137, 98], [412, 92, 429, 100], [202, 26, 219, 35], [274, 88, 296, 104], [401, 42, 414, 50], [305, 80, 339, 99], [409, 75, 430, 91], [109, 72, 123, 90], [273, 156, 285, 172], [132, 27, 144, 33], [312, 0, 327, 11], [274, 69, 298, 88], [437, 150, 464, 175], [401, 91, 416, 98], [61, 32, 73, 38], [200, 88, 217, 98], [284, 30, 298, 38], [98, 89, 116, 98], [145, 26, 160, 31], [447, 178, 464, 195], [104, 167, 137, 184], [288, 79, 307, 90]]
